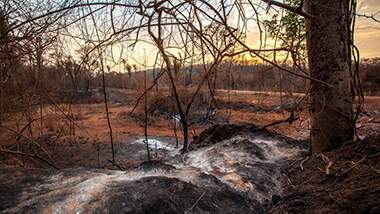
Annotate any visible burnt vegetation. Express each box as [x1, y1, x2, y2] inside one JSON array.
[[0, 0, 379, 213]]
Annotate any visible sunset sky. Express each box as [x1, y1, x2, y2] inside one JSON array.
[[355, 0, 380, 58], [61, 0, 380, 70], [153, 0, 380, 66], [239, 0, 380, 59]]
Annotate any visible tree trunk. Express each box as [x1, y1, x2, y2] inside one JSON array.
[[144, 69, 151, 161], [181, 118, 189, 153], [305, 0, 354, 152]]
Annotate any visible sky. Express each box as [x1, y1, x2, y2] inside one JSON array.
[[355, 0, 380, 58], [148, 0, 380, 68], [59, 0, 380, 71], [244, 0, 380, 59]]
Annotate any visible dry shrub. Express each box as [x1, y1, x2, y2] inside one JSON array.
[[44, 113, 60, 132], [131, 86, 213, 126], [175, 86, 211, 113], [44, 112, 73, 136], [131, 90, 174, 125], [135, 87, 211, 114], [147, 91, 176, 116]]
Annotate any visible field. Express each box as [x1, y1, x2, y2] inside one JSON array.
[[1, 88, 379, 170]]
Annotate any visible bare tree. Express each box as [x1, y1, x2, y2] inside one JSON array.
[[0, 0, 364, 157]]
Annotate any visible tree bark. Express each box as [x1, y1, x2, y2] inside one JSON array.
[[305, 0, 354, 152]]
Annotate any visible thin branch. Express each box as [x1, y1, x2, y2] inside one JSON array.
[[355, 12, 380, 23], [0, 149, 59, 170], [261, 0, 313, 19]]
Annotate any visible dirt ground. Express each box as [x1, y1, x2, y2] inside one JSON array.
[[269, 136, 380, 213], [0, 88, 379, 170], [0, 89, 379, 213]]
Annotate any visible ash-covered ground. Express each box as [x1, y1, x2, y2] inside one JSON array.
[[0, 125, 308, 213]]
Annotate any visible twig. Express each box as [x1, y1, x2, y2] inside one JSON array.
[[285, 173, 294, 186], [184, 192, 206, 214], [316, 161, 349, 184], [262, 0, 314, 19], [337, 157, 366, 177], [371, 166, 380, 174], [319, 153, 330, 164], [181, 153, 187, 164], [325, 161, 333, 175], [355, 12, 380, 23], [317, 157, 366, 183], [299, 156, 309, 171], [329, 193, 345, 208], [288, 157, 305, 172]]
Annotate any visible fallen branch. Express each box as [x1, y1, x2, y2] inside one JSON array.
[[108, 159, 124, 170], [329, 193, 345, 208], [0, 125, 55, 162], [261, 111, 298, 129], [336, 157, 366, 177], [317, 157, 366, 183], [0, 149, 59, 170], [185, 192, 206, 214]]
